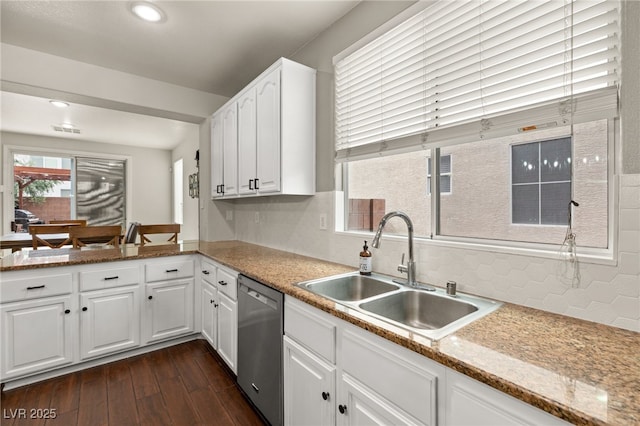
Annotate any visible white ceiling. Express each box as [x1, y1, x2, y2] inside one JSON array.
[[0, 0, 361, 149]]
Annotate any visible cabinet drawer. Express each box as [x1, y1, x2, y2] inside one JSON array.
[[200, 259, 217, 285], [80, 266, 139, 291], [216, 267, 237, 300], [0, 273, 73, 303], [341, 326, 440, 425], [145, 259, 194, 282], [284, 296, 336, 364]]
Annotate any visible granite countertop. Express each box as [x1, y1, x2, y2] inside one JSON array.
[[1, 240, 638, 425]]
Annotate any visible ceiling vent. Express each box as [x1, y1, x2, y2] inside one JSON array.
[[52, 125, 81, 134]]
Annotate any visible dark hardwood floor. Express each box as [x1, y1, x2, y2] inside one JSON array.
[[1, 339, 266, 426]]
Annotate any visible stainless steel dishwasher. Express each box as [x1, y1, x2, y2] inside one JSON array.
[[237, 274, 284, 426]]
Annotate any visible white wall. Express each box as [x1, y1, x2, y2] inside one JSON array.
[[2, 131, 173, 230], [171, 129, 201, 241], [203, 1, 639, 331]]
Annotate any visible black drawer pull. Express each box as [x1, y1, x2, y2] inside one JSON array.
[[255, 178, 259, 189], [339, 404, 347, 414], [26, 285, 45, 290], [322, 391, 330, 401], [166, 269, 178, 273], [249, 179, 254, 190], [103, 276, 119, 281], [218, 280, 228, 286], [64, 309, 71, 314], [202, 270, 210, 275], [82, 307, 88, 312], [148, 295, 153, 300]]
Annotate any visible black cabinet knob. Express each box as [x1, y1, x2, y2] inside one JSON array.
[[322, 391, 329, 401], [203, 270, 210, 275], [64, 309, 71, 314], [148, 295, 153, 300], [338, 404, 347, 414], [82, 307, 88, 312]]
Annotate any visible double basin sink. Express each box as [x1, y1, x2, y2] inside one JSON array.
[[297, 272, 501, 341]]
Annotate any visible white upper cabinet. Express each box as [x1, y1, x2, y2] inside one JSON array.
[[211, 57, 316, 199], [211, 103, 238, 198]]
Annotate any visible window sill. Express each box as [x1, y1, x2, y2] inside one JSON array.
[[336, 230, 617, 267]]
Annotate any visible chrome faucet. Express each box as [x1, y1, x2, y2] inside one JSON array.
[[371, 211, 417, 287]]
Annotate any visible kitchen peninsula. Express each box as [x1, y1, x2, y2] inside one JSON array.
[[1, 241, 638, 426]]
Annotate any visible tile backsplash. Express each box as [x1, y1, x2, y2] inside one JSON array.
[[231, 174, 639, 332]]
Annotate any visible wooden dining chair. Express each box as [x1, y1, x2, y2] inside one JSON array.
[[69, 225, 122, 249], [50, 219, 87, 226], [138, 224, 180, 246], [29, 224, 75, 249]]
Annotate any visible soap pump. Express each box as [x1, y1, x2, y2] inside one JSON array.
[[359, 240, 372, 275]]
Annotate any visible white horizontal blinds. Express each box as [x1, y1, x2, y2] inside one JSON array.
[[335, 11, 427, 148], [334, 0, 620, 162]]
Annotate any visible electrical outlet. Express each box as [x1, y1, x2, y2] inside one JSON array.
[[319, 213, 328, 230], [254, 212, 260, 224]]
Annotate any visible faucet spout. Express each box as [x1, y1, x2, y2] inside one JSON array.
[[371, 211, 416, 286]]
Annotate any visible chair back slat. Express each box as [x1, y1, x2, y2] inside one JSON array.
[[29, 224, 76, 249], [138, 224, 180, 246], [69, 225, 122, 249], [50, 219, 87, 226]]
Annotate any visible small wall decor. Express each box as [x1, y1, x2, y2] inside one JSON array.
[[188, 172, 199, 198]]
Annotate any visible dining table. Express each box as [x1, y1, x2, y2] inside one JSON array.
[[1, 232, 70, 252], [1, 230, 124, 253]]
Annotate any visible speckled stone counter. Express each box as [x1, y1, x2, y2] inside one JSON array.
[[2, 240, 638, 425], [198, 241, 640, 426], [0, 241, 200, 271]]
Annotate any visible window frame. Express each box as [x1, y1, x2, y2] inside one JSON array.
[[510, 137, 573, 227], [339, 117, 618, 264]]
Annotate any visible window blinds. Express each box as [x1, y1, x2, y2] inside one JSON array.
[[334, 0, 620, 162]]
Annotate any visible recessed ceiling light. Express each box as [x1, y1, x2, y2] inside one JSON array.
[[130, 1, 166, 23], [49, 100, 69, 108], [61, 123, 75, 129]]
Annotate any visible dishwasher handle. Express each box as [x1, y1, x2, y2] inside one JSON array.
[[240, 284, 278, 311]]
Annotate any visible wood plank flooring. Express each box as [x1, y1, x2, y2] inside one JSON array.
[[1, 339, 266, 426]]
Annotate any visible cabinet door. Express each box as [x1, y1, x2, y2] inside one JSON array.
[[338, 373, 421, 426], [284, 336, 335, 426], [222, 104, 238, 196], [445, 369, 571, 426], [80, 286, 140, 360], [216, 292, 237, 373], [201, 282, 218, 348], [144, 279, 194, 343], [237, 88, 257, 195], [255, 67, 281, 194], [1, 296, 74, 379], [211, 112, 225, 198]]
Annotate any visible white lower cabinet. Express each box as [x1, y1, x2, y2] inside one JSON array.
[[216, 291, 237, 371], [144, 279, 194, 343], [79, 285, 140, 360], [201, 281, 218, 346], [284, 296, 442, 426], [200, 257, 238, 373], [339, 373, 421, 426], [284, 296, 570, 426], [284, 336, 336, 426], [1, 295, 74, 380], [444, 369, 570, 426]]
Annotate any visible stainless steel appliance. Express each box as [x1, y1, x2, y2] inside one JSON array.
[[237, 275, 284, 426]]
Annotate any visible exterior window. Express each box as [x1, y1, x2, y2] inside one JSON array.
[[427, 155, 451, 195], [511, 138, 572, 226]]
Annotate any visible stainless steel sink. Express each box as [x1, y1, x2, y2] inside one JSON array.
[[300, 274, 399, 302], [359, 290, 478, 330], [296, 272, 501, 341]]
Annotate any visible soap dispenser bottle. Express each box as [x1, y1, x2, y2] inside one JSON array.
[[359, 240, 372, 275]]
